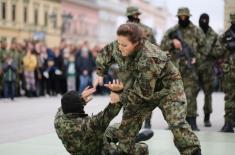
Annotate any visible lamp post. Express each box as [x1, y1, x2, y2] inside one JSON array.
[[61, 12, 73, 34]]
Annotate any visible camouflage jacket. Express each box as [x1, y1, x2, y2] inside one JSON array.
[[218, 28, 235, 73], [160, 22, 207, 69], [54, 98, 122, 155], [96, 40, 186, 103], [138, 23, 156, 45], [197, 26, 221, 70]]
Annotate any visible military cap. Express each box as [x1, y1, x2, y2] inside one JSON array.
[[177, 7, 191, 16], [126, 6, 141, 16], [230, 12, 235, 22]]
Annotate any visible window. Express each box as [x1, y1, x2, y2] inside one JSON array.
[[2, 2, 6, 20], [53, 14, 57, 28], [44, 11, 48, 26], [34, 9, 38, 25], [49, 12, 57, 28], [23, 6, 27, 23], [12, 4, 16, 22]]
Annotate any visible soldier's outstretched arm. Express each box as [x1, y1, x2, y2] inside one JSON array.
[[89, 97, 122, 132], [96, 42, 116, 77], [90, 80, 124, 131]]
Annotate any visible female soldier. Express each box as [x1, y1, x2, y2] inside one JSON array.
[[95, 23, 201, 155]]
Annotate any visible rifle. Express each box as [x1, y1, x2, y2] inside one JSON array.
[[169, 30, 198, 80]]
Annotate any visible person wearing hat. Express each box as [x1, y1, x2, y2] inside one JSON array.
[[161, 7, 207, 131], [197, 13, 222, 127], [218, 12, 235, 132], [126, 6, 156, 46], [123, 6, 157, 129], [54, 82, 150, 155]]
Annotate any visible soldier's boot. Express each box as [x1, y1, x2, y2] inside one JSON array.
[[144, 119, 151, 129], [192, 148, 202, 155], [204, 113, 212, 127], [135, 129, 154, 143], [186, 117, 200, 131], [220, 120, 234, 133], [232, 112, 235, 127]]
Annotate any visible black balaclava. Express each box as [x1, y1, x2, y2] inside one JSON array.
[[127, 15, 140, 23], [178, 16, 190, 28], [61, 91, 87, 116], [199, 13, 209, 33]]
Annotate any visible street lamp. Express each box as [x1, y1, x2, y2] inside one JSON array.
[[61, 12, 73, 34], [49, 11, 57, 29]]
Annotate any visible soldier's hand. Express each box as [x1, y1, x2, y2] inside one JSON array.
[[104, 79, 124, 92], [172, 39, 182, 50], [110, 92, 120, 104], [81, 86, 96, 103], [93, 75, 104, 88], [191, 58, 196, 64]]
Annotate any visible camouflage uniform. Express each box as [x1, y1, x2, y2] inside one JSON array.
[[160, 8, 206, 127], [102, 123, 149, 155], [96, 40, 200, 155], [126, 6, 156, 128], [54, 97, 148, 155], [218, 12, 235, 132], [197, 26, 220, 118]]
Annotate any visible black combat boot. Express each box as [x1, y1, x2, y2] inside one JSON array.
[[192, 148, 202, 155], [220, 120, 234, 133], [232, 112, 235, 127], [135, 129, 154, 143], [186, 117, 200, 131], [204, 113, 212, 127], [144, 119, 151, 129]]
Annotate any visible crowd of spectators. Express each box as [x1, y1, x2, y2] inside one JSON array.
[[0, 39, 112, 100]]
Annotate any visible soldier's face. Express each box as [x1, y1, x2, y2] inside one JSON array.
[[117, 35, 138, 57], [179, 15, 187, 21]]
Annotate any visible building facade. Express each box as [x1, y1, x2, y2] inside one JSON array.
[[97, 0, 126, 44], [224, 0, 235, 29], [0, 0, 61, 47], [61, 0, 99, 44], [61, 0, 169, 45]]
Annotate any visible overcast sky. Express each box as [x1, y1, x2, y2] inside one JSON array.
[[152, 0, 224, 32]]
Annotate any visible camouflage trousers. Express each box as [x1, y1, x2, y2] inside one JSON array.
[[197, 66, 214, 114], [181, 68, 200, 117], [222, 70, 235, 122], [116, 80, 200, 155], [102, 123, 149, 155]]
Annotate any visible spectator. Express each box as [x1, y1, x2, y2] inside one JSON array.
[[76, 46, 96, 93], [2, 56, 17, 100], [22, 43, 37, 97], [53, 47, 64, 95], [66, 53, 76, 91]]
